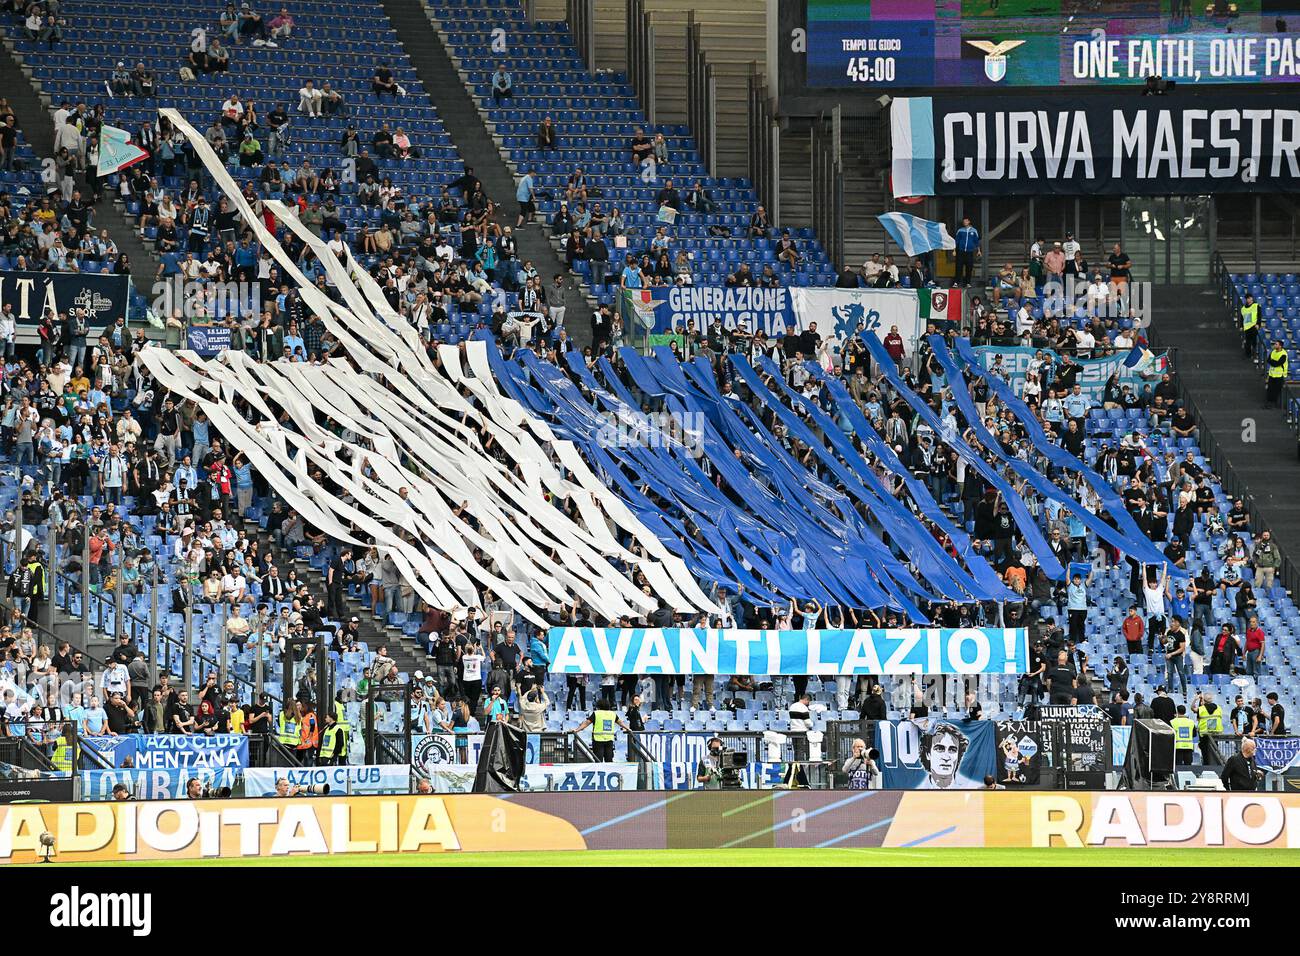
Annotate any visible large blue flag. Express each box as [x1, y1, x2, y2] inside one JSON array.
[[877, 212, 955, 258]]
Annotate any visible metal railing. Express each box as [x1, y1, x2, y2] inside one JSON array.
[[747, 62, 779, 227], [811, 108, 845, 273], [626, 0, 655, 125], [1213, 250, 1300, 446], [565, 0, 595, 73], [685, 13, 716, 179], [1146, 317, 1300, 603]]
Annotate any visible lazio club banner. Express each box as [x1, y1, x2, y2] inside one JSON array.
[[424, 763, 639, 794], [79, 767, 241, 801], [132, 734, 249, 770], [547, 627, 1030, 676], [0, 270, 130, 326], [891, 94, 1300, 197], [244, 765, 411, 797], [971, 345, 1169, 405], [874, 718, 998, 790]]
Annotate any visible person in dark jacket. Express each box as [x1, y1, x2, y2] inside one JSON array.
[[1221, 737, 1262, 791]]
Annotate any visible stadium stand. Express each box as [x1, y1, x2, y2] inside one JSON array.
[[0, 0, 1292, 780], [426, 0, 840, 305]]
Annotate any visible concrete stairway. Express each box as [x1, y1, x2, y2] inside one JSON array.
[[386, 0, 596, 343], [592, 0, 766, 178], [0, 29, 155, 299]]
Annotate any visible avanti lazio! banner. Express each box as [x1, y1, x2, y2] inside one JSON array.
[[971, 345, 1170, 405], [891, 94, 1300, 196], [874, 718, 998, 789], [79, 767, 241, 801], [424, 762, 639, 794], [0, 269, 130, 326], [547, 627, 1030, 676], [244, 765, 411, 797]]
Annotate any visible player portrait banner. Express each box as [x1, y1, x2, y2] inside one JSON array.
[[410, 733, 542, 772], [79, 767, 241, 802], [891, 95, 1300, 197], [0, 270, 130, 325], [424, 763, 639, 794], [547, 627, 1029, 676], [244, 765, 410, 797], [873, 718, 998, 790]]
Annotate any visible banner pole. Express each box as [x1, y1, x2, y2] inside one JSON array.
[[148, 563, 159, 687]]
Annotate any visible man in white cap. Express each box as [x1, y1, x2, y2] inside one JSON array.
[[109, 61, 132, 96]]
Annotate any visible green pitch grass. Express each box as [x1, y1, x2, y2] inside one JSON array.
[[91, 847, 1295, 867]]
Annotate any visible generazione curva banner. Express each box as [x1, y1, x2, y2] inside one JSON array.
[[891, 94, 1300, 197], [547, 627, 1029, 676], [4, 791, 1300, 861], [628, 287, 923, 351], [0, 269, 130, 325]]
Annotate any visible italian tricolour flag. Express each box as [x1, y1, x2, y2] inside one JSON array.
[[918, 287, 963, 324]]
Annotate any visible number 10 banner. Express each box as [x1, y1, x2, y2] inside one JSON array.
[[547, 627, 1028, 676]]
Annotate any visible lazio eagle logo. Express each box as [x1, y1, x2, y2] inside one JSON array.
[[966, 39, 1026, 83]]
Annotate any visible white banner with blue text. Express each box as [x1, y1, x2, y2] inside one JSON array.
[[548, 627, 1029, 675]]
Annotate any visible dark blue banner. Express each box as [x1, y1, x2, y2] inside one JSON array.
[[0, 269, 130, 326]]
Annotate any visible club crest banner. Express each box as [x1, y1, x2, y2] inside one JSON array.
[[790, 287, 923, 353], [81, 735, 139, 768], [874, 718, 997, 789], [548, 627, 1030, 676]]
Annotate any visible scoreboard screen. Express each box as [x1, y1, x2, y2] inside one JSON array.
[[806, 0, 1300, 88]]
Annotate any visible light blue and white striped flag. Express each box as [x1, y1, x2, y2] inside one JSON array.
[[876, 212, 956, 258]]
